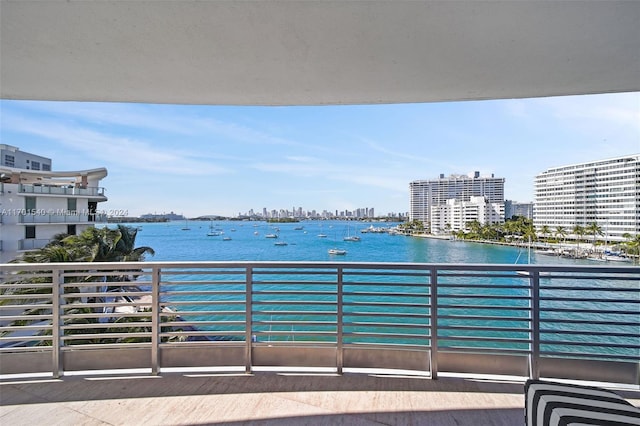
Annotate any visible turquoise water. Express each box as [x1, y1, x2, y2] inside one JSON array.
[[128, 219, 593, 266], [118, 220, 638, 359]]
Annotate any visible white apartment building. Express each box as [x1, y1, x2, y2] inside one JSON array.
[[1, 144, 52, 171], [409, 171, 505, 230], [431, 196, 504, 234], [0, 162, 108, 263], [533, 154, 640, 243]]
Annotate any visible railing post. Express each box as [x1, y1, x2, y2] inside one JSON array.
[[52, 268, 63, 379], [337, 266, 343, 375], [245, 267, 253, 374], [430, 266, 438, 380], [151, 267, 160, 375], [529, 269, 541, 380]]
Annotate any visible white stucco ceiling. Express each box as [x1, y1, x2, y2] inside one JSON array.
[[1, 1, 639, 106]]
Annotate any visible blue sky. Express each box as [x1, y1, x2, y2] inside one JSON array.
[[1, 92, 638, 217]]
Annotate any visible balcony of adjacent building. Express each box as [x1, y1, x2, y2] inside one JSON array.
[[18, 183, 106, 200]]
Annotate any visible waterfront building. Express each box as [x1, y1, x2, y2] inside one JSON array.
[[504, 200, 533, 219], [1, 144, 52, 171], [431, 196, 504, 234], [409, 171, 505, 230], [533, 154, 640, 243], [0, 150, 108, 262]]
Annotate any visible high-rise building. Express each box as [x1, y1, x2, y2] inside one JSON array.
[[0, 146, 108, 263], [533, 154, 639, 242], [409, 171, 505, 229]]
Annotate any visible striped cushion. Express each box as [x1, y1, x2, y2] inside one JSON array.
[[525, 379, 640, 426]]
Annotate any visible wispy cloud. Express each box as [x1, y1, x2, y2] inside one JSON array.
[[3, 112, 230, 176]]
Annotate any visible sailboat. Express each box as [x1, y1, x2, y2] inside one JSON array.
[[207, 220, 220, 236], [343, 225, 361, 242], [181, 217, 191, 231]]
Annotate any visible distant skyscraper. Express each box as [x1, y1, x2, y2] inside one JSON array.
[[409, 171, 505, 228], [534, 154, 639, 242]]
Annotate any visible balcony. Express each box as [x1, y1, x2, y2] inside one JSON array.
[[18, 184, 106, 198], [17, 239, 51, 251], [19, 213, 90, 224], [1, 261, 637, 385]]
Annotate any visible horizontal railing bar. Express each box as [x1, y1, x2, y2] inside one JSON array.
[[439, 325, 532, 333], [343, 342, 431, 350], [540, 352, 640, 361], [162, 320, 246, 326], [540, 340, 640, 349], [165, 300, 245, 306], [438, 305, 531, 311], [344, 301, 429, 308], [343, 271, 431, 277], [253, 310, 336, 315], [160, 270, 246, 276], [62, 322, 152, 330], [254, 331, 336, 336], [252, 300, 336, 305], [170, 310, 246, 315], [539, 297, 639, 303], [439, 335, 531, 344], [437, 272, 527, 278], [252, 290, 337, 295], [438, 314, 528, 321], [436, 284, 528, 289], [161, 290, 246, 296], [62, 332, 151, 340], [345, 331, 429, 339], [255, 320, 337, 326], [161, 331, 242, 337], [252, 281, 337, 285], [61, 312, 153, 320], [439, 295, 531, 300], [540, 308, 639, 314], [344, 282, 429, 288], [62, 291, 150, 299], [345, 311, 431, 318], [438, 347, 531, 355], [346, 321, 429, 328], [343, 291, 430, 297], [540, 330, 639, 338], [541, 286, 640, 291], [59, 343, 150, 350], [540, 318, 640, 326], [0, 346, 53, 353], [161, 281, 246, 286]]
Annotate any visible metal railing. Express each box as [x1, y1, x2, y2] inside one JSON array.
[[18, 184, 105, 197], [0, 261, 638, 385]]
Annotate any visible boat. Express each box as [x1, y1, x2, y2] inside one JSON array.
[[265, 233, 278, 239], [317, 233, 327, 238], [274, 241, 288, 246], [206, 220, 219, 236], [181, 219, 191, 231], [223, 237, 232, 241], [343, 225, 361, 241], [328, 248, 347, 255]]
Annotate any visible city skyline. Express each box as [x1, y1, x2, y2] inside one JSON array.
[[1, 91, 638, 217]]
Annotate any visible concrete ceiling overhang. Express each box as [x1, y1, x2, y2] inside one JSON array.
[[1, 1, 639, 106]]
